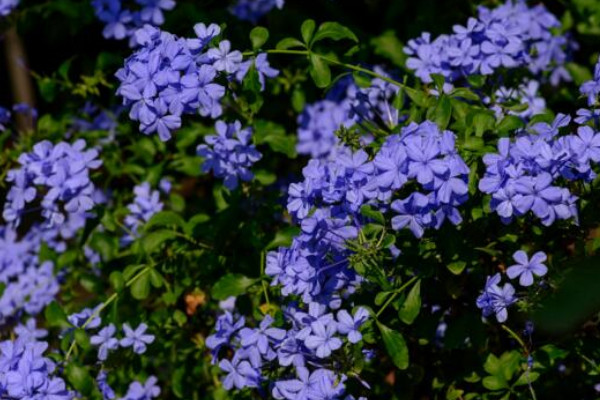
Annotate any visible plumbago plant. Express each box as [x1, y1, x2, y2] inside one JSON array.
[[3, 0, 600, 399]]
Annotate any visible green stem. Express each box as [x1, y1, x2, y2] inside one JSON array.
[[244, 49, 406, 89], [64, 265, 152, 361], [501, 324, 527, 351], [260, 251, 270, 305], [375, 276, 418, 319], [501, 325, 538, 400]]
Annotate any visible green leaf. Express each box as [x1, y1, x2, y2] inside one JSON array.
[[142, 230, 178, 253], [496, 115, 525, 134], [309, 53, 331, 88], [312, 22, 358, 44], [375, 291, 392, 306], [276, 37, 306, 50], [472, 111, 496, 137], [109, 271, 125, 291], [450, 87, 481, 102], [145, 211, 186, 232], [432, 96, 452, 130], [130, 271, 151, 300], [301, 19, 316, 45], [185, 213, 211, 236], [431, 74, 446, 92], [266, 226, 301, 250], [212, 274, 258, 300], [482, 376, 508, 391], [254, 169, 277, 185], [466, 74, 486, 88], [254, 120, 297, 158], [398, 280, 421, 324], [74, 328, 91, 349], [404, 86, 430, 107], [370, 30, 407, 68], [360, 205, 385, 225], [250, 26, 269, 50], [377, 321, 409, 370], [173, 309, 188, 327], [565, 62, 590, 85], [45, 301, 69, 328], [447, 261, 467, 275], [149, 269, 165, 288], [513, 371, 540, 386], [66, 364, 94, 395]]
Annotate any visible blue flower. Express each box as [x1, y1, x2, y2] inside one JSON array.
[[405, 0, 571, 84], [120, 323, 155, 354], [207, 40, 243, 74], [219, 357, 261, 390], [336, 307, 369, 344], [273, 367, 346, 400], [0, 0, 19, 17], [90, 323, 119, 361], [304, 320, 342, 358], [507, 250, 548, 287], [230, 0, 284, 23], [121, 376, 160, 400], [476, 273, 517, 323]]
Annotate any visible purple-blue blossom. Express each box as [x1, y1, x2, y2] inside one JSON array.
[[197, 120, 262, 190], [230, 0, 284, 23], [90, 323, 119, 361], [336, 307, 369, 344], [120, 376, 160, 400], [0, 0, 19, 17], [478, 113, 595, 225], [405, 0, 572, 84], [121, 182, 164, 245], [0, 333, 74, 400], [120, 323, 155, 354], [476, 273, 517, 323], [116, 24, 237, 141], [3, 140, 102, 229], [507, 250, 548, 286], [92, 0, 176, 46]]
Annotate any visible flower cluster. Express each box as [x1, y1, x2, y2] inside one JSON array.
[[405, 0, 572, 84], [68, 307, 158, 397], [0, 321, 74, 400], [116, 24, 249, 141], [478, 112, 600, 225], [208, 117, 469, 396], [374, 121, 470, 237], [207, 302, 369, 398], [197, 120, 262, 190], [230, 0, 284, 23], [0, 227, 60, 325], [91, 0, 176, 46], [0, 0, 18, 17], [121, 182, 164, 245], [3, 139, 102, 228], [90, 322, 155, 360], [290, 121, 469, 238], [477, 250, 548, 322]]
